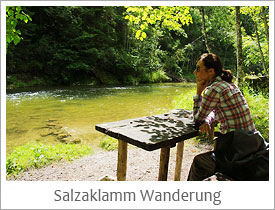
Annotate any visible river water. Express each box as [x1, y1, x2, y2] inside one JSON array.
[[6, 83, 195, 154]]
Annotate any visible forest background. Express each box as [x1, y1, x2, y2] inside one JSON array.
[[6, 6, 269, 90]]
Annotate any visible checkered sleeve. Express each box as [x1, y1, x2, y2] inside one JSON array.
[[193, 94, 202, 117], [205, 111, 216, 125], [193, 87, 219, 124]]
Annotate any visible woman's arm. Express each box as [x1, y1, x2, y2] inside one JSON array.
[[193, 86, 219, 125]]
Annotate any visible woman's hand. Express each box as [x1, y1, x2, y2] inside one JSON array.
[[199, 122, 211, 136], [196, 79, 209, 95]]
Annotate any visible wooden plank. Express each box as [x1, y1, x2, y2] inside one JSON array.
[[117, 140, 128, 181], [174, 141, 184, 181], [95, 109, 198, 151], [158, 147, 170, 181]]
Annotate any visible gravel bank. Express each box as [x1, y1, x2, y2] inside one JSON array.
[[8, 139, 212, 181]]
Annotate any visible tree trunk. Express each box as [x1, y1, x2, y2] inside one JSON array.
[[235, 6, 243, 86], [254, 21, 268, 76], [200, 6, 211, 53], [262, 6, 269, 52]]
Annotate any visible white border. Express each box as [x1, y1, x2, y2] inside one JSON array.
[[1, 1, 274, 209]]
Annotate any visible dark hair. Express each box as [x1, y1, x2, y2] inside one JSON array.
[[199, 53, 233, 83]]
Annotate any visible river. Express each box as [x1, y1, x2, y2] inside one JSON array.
[[6, 83, 195, 154]]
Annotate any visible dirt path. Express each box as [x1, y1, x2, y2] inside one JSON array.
[[8, 139, 212, 181]]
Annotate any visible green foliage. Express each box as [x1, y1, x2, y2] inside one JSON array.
[[201, 7, 236, 72], [135, 70, 170, 84], [243, 36, 261, 66], [240, 6, 262, 22], [242, 86, 269, 141], [151, 70, 170, 83], [7, 6, 131, 86], [241, 6, 269, 77], [125, 6, 192, 41], [6, 6, 32, 50], [6, 75, 48, 89], [99, 136, 118, 151], [6, 142, 93, 177], [6, 6, 269, 90]]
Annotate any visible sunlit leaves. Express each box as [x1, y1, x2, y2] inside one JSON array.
[[135, 30, 147, 41], [135, 30, 141, 39], [240, 6, 262, 22], [6, 6, 32, 51], [124, 6, 192, 41], [141, 32, 147, 38]]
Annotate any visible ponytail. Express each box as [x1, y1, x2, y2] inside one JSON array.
[[220, 69, 234, 83]]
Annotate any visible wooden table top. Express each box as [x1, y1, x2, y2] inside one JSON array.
[[95, 109, 199, 151]]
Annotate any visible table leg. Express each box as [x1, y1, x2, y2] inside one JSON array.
[[174, 141, 184, 181], [117, 140, 128, 181], [210, 123, 215, 140], [158, 147, 170, 181]]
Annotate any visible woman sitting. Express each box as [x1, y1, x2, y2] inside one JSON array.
[[187, 53, 268, 181]]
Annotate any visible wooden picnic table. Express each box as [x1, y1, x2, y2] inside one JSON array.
[[95, 109, 199, 181]]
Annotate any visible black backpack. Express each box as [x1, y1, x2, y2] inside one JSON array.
[[214, 130, 269, 181]]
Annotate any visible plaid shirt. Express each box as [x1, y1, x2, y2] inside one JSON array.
[[193, 76, 256, 134]]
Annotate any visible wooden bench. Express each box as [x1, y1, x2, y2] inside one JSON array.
[[95, 109, 199, 181]]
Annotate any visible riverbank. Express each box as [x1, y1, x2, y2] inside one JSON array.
[[6, 72, 196, 91], [7, 138, 212, 181]]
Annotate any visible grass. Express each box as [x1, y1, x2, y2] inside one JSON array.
[[99, 136, 118, 151], [242, 87, 269, 141], [171, 84, 196, 110], [6, 142, 93, 178]]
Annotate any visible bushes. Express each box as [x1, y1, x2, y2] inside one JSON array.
[[6, 75, 51, 89], [151, 70, 170, 83]]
